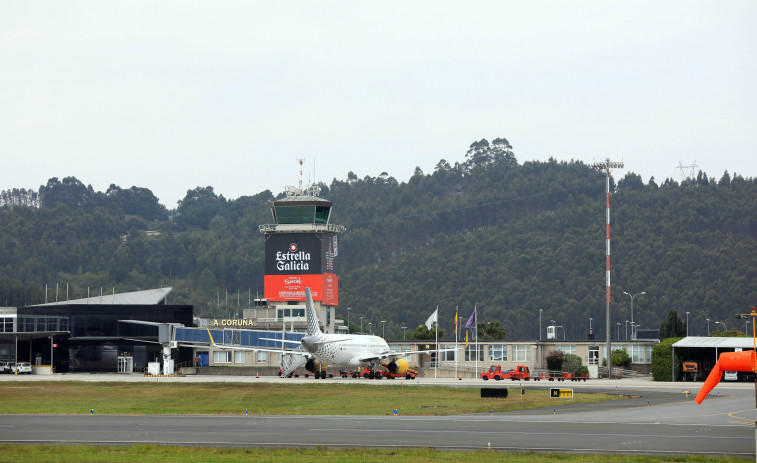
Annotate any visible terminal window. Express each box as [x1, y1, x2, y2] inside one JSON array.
[[488, 344, 507, 361]]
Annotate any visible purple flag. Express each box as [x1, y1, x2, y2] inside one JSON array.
[[464, 308, 476, 329]]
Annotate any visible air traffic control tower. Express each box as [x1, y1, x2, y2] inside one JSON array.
[[259, 183, 345, 334]]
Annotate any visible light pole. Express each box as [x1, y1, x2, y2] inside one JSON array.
[[616, 322, 621, 340], [539, 309, 543, 340], [359, 316, 363, 333], [622, 291, 646, 328], [401, 326, 407, 340], [625, 320, 628, 340], [716, 321, 727, 331], [746, 319, 750, 335], [347, 308, 351, 334], [686, 311, 690, 336], [368, 322, 372, 335], [706, 318, 710, 335], [381, 320, 386, 339]]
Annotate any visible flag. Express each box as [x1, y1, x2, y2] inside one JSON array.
[[465, 308, 477, 329], [425, 308, 438, 329], [454, 307, 458, 336]]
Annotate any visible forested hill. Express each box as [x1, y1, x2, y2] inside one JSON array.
[[1, 138, 756, 341]]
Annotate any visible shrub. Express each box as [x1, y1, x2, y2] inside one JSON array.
[[545, 350, 564, 371], [652, 337, 683, 381], [561, 353, 583, 373], [611, 349, 632, 368]]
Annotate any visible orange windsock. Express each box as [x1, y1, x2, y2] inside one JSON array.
[[695, 350, 756, 404]]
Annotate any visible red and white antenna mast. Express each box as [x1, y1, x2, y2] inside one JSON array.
[[297, 157, 306, 194], [593, 158, 624, 380]]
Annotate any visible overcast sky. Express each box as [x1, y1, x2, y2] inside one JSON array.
[[1, 1, 754, 208]]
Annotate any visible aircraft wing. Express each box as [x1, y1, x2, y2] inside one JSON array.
[[358, 347, 456, 363]]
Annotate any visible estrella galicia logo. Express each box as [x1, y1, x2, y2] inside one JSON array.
[[289, 243, 298, 252]]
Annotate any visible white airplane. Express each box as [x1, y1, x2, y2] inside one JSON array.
[[207, 287, 449, 379]]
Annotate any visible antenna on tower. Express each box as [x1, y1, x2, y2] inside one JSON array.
[[592, 157, 624, 383], [677, 161, 698, 182], [297, 157, 306, 193]]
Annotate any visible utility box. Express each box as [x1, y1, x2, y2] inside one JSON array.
[[147, 362, 161, 376]]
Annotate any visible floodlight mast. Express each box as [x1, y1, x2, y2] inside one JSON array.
[[593, 158, 624, 380]]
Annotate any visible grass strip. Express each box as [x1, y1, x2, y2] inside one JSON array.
[[0, 381, 623, 416], [0, 444, 750, 463]]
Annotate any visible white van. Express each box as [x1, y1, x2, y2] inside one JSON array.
[[723, 371, 738, 381]]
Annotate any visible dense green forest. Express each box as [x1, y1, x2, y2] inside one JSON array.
[[1, 138, 756, 341]]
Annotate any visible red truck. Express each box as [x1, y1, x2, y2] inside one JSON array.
[[481, 365, 533, 381]]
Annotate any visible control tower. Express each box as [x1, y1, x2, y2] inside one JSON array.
[[259, 183, 345, 334]]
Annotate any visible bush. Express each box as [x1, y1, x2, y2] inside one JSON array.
[[561, 353, 582, 373], [611, 349, 632, 368], [652, 337, 683, 381], [575, 365, 589, 377], [545, 350, 564, 371]]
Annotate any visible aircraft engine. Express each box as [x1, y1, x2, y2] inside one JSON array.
[[387, 359, 409, 375], [301, 336, 318, 353], [305, 359, 315, 372]]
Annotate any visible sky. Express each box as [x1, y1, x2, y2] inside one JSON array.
[[1, 1, 755, 208]]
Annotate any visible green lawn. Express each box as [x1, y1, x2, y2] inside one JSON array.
[[0, 445, 750, 463], [0, 381, 622, 415]]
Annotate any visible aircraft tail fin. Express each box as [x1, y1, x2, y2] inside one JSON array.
[[305, 287, 322, 336]]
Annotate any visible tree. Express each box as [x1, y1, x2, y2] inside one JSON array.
[[411, 325, 444, 340], [476, 321, 506, 340], [611, 349, 631, 368], [546, 350, 564, 371], [659, 310, 687, 340], [652, 337, 682, 381], [562, 353, 582, 373]]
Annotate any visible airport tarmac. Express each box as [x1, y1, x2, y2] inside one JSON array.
[[1, 373, 755, 456]]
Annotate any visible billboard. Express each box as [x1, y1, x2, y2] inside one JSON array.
[[264, 233, 339, 304]]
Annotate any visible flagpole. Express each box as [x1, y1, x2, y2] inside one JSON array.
[[475, 305, 478, 378], [435, 306, 438, 379], [454, 306, 458, 380]]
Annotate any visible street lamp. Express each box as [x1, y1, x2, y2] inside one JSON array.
[[616, 322, 621, 340], [715, 321, 727, 331], [381, 320, 386, 338], [401, 326, 407, 340], [347, 308, 351, 335], [706, 318, 710, 335], [359, 316, 363, 333], [622, 291, 646, 326], [686, 311, 690, 336], [539, 309, 543, 341], [368, 322, 372, 335], [625, 320, 628, 340]]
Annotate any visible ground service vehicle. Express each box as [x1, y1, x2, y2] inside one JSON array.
[[481, 365, 510, 380], [682, 361, 702, 381], [13, 362, 32, 374], [508, 365, 532, 381], [0, 361, 9, 374]]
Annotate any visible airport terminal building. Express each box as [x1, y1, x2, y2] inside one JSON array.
[[0, 288, 194, 373]]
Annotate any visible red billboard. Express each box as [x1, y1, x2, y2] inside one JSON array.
[[264, 273, 338, 304]]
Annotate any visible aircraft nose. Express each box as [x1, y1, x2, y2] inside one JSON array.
[[301, 336, 318, 353]]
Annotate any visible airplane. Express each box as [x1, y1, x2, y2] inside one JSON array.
[[207, 287, 450, 379]]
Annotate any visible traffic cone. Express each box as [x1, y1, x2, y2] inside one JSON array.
[[256, 371, 259, 378]]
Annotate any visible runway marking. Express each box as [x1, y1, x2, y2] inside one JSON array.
[[310, 427, 747, 441]]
